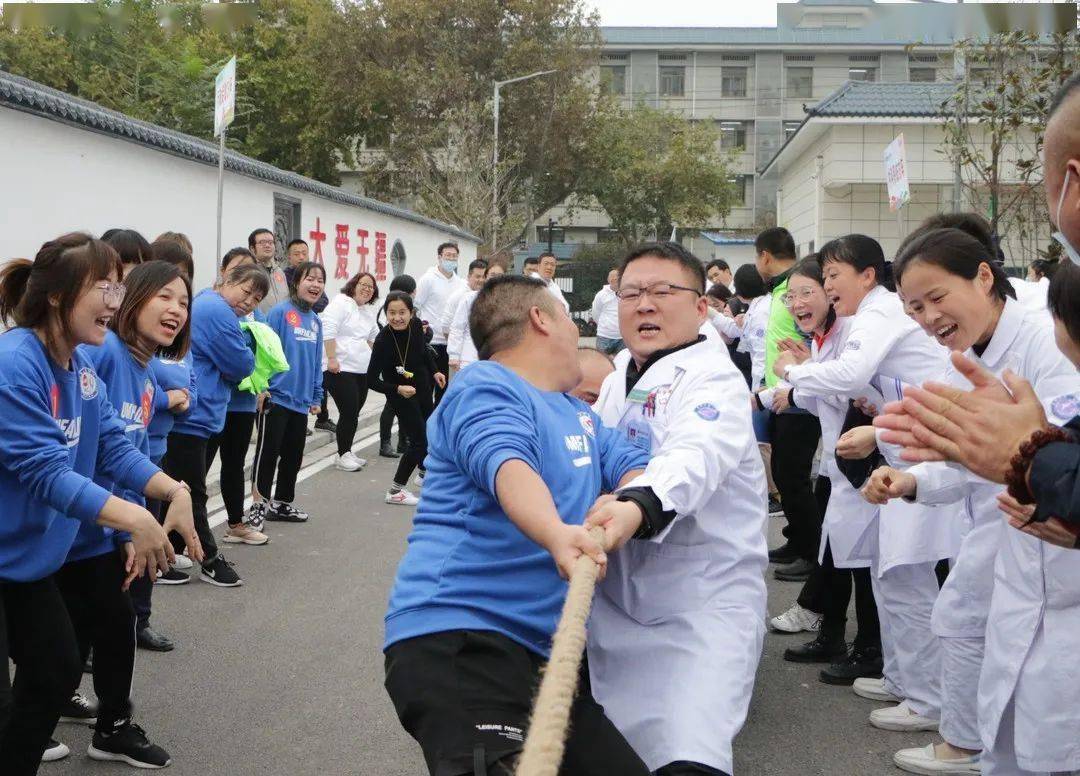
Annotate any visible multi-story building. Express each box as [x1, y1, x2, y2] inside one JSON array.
[[537, 0, 967, 265]]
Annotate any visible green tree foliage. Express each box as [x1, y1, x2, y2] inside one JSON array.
[[575, 104, 737, 245], [0, 0, 364, 183]]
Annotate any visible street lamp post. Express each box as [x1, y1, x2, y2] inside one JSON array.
[[492, 69, 557, 252]]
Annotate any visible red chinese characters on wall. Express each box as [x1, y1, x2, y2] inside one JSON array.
[[310, 217, 392, 282], [308, 218, 326, 266], [356, 229, 369, 274], [374, 232, 387, 281], [334, 224, 350, 279]]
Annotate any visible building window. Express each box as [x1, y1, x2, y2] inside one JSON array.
[[659, 66, 685, 97], [600, 65, 626, 95], [848, 67, 876, 82], [786, 67, 813, 98], [729, 175, 750, 206], [537, 226, 565, 244], [721, 67, 747, 98], [970, 67, 994, 88], [719, 121, 747, 151], [597, 228, 620, 243], [784, 121, 801, 142], [910, 67, 936, 83]]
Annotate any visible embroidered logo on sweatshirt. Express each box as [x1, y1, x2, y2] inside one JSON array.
[[286, 310, 301, 327], [78, 367, 98, 400], [141, 378, 155, 428]]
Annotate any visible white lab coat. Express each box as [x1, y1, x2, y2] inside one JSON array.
[[973, 308, 1080, 771], [544, 278, 570, 312], [908, 301, 1076, 641], [437, 286, 471, 346], [1009, 276, 1048, 313], [739, 295, 770, 389], [782, 285, 957, 573], [788, 317, 879, 568], [588, 337, 768, 775], [446, 289, 478, 366]]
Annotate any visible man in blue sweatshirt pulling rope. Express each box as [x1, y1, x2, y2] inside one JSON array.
[[383, 275, 664, 776]]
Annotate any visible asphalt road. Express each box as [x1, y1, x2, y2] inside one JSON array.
[[47, 433, 929, 776]]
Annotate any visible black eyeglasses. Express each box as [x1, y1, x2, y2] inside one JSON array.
[[615, 282, 701, 303]]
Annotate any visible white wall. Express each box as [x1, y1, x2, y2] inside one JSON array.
[[0, 109, 477, 295]]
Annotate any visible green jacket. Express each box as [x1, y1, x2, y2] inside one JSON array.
[[238, 321, 289, 395], [764, 268, 801, 389]]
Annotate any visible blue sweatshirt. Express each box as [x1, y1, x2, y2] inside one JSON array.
[[227, 308, 265, 414], [266, 300, 323, 414], [70, 331, 159, 561], [173, 291, 256, 438], [384, 360, 649, 657], [0, 329, 160, 582], [147, 355, 197, 459]]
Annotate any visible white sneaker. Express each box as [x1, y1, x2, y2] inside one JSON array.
[[413, 471, 425, 488], [768, 603, 822, 634], [870, 701, 940, 732], [385, 488, 419, 506], [853, 676, 902, 703], [335, 452, 364, 472], [42, 739, 70, 762], [894, 744, 982, 775], [172, 554, 194, 571]]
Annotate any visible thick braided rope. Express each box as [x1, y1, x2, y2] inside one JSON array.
[[515, 526, 606, 776]]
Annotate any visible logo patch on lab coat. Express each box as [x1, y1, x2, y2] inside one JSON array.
[[846, 340, 861, 351], [694, 403, 720, 421], [1051, 393, 1080, 422], [78, 367, 98, 400]]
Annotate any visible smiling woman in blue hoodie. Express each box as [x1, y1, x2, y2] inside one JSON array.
[[0, 234, 201, 774], [59, 260, 191, 769], [250, 261, 326, 525]]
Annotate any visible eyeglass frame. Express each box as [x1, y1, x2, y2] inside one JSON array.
[[95, 281, 127, 306], [615, 281, 702, 303], [780, 286, 822, 308]]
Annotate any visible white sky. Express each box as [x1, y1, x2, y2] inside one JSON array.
[[585, 0, 989, 28]]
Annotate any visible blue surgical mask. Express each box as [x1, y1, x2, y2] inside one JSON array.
[[440, 259, 458, 274], [1052, 168, 1080, 266]]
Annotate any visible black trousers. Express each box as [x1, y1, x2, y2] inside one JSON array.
[[389, 391, 432, 487], [129, 456, 165, 631], [315, 391, 330, 423], [253, 403, 307, 504], [795, 475, 832, 615], [770, 411, 823, 561], [385, 630, 650, 776], [0, 575, 83, 775], [431, 344, 449, 406], [163, 432, 218, 563], [323, 371, 369, 456], [206, 411, 256, 527], [56, 549, 136, 732]]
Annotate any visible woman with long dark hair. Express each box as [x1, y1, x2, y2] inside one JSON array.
[[368, 291, 445, 506]]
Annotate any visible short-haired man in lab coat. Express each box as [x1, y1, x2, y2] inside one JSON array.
[[586, 241, 768, 776]]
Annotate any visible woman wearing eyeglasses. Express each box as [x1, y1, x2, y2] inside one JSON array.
[[0, 234, 201, 771], [771, 234, 959, 734], [322, 271, 380, 472]]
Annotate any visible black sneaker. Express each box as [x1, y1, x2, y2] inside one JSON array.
[[266, 501, 308, 523], [157, 567, 190, 585], [768, 542, 799, 564], [314, 418, 337, 433], [305, 427, 313, 436], [768, 496, 784, 517], [243, 501, 269, 530], [136, 626, 175, 652], [42, 738, 70, 762], [819, 644, 884, 686], [200, 555, 243, 587], [774, 557, 815, 582], [59, 693, 97, 725], [783, 634, 848, 664], [88, 721, 171, 769], [379, 442, 401, 459]]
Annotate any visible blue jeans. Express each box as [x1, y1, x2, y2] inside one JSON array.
[[596, 336, 624, 355]]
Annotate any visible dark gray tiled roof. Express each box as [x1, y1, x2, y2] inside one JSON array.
[[600, 24, 957, 47], [808, 80, 956, 117], [0, 69, 480, 243]]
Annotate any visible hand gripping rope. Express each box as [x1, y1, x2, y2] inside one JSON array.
[[515, 526, 606, 776]]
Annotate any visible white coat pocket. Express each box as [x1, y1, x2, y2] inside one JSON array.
[[605, 539, 715, 626]]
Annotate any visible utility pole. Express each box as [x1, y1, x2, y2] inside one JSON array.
[[491, 69, 557, 253], [952, 0, 965, 213], [547, 217, 556, 254]]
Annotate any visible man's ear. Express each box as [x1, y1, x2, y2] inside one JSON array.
[[529, 305, 548, 336]]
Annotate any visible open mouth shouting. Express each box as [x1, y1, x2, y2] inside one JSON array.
[[932, 322, 959, 348], [94, 314, 113, 333], [637, 322, 662, 339]]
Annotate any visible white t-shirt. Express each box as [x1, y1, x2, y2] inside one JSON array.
[[545, 278, 570, 312], [591, 285, 620, 340], [447, 290, 480, 365], [415, 266, 468, 345], [321, 293, 379, 374]]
